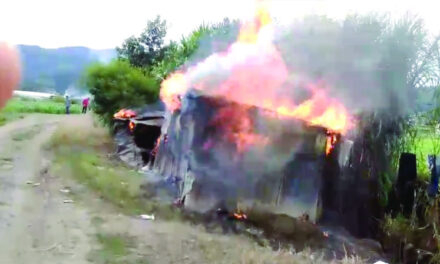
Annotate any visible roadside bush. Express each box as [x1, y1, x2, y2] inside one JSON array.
[[83, 60, 159, 125]]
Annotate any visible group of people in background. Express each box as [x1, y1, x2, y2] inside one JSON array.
[[65, 95, 90, 114]]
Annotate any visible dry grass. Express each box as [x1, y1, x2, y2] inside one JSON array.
[[239, 247, 319, 264], [166, 222, 366, 264]]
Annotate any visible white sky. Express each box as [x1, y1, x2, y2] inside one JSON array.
[[0, 0, 439, 49]]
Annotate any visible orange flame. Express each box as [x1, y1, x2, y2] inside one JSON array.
[[238, 4, 272, 43], [160, 4, 354, 135], [151, 137, 161, 156], [210, 105, 269, 152], [114, 109, 137, 119], [233, 212, 248, 220], [129, 121, 135, 132], [160, 72, 187, 112], [325, 132, 338, 156]]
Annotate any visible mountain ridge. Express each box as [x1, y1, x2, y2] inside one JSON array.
[[17, 45, 116, 94]]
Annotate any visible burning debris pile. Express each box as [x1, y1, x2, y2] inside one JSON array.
[[113, 102, 165, 168]]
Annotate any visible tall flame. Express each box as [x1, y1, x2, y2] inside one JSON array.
[[325, 132, 338, 155], [238, 4, 272, 44], [160, 72, 187, 112], [160, 4, 354, 135]]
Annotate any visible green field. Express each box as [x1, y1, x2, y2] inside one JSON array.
[[410, 130, 440, 179], [3, 97, 81, 114], [0, 97, 81, 126], [393, 124, 440, 180]]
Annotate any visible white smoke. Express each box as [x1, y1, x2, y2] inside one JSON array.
[[181, 14, 429, 118], [64, 85, 90, 99]]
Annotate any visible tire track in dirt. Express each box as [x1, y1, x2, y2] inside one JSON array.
[[0, 115, 95, 264]]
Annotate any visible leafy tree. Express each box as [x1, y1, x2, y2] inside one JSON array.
[[116, 16, 167, 68], [117, 17, 238, 80], [83, 60, 159, 125]]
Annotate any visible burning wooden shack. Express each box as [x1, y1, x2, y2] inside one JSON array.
[[151, 91, 353, 223], [112, 95, 386, 240]]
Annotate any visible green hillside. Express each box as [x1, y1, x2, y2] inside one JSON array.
[[17, 45, 115, 94]]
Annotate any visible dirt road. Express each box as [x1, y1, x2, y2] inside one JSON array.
[[0, 115, 95, 263], [0, 114, 361, 264]]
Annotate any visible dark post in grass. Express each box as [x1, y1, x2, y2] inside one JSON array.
[[396, 153, 417, 217], [428, 155, 438, 197]]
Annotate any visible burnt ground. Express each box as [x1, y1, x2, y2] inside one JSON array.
[[0, 114, 377, 264]]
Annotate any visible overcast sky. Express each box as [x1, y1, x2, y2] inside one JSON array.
[[0, 0, 439, 49]]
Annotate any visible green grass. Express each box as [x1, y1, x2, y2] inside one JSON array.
[[48, 120, 154, 264], [11, 124, 42, 141], [88, 233, 148, 264], [91, 216, 105, 226], [414, 136, 436, 177], [96, 233, 132, 257], [54, 151, 148, 214], [382, 214, 413, 238], [2, 97, 81, 115], [0, 96, 82, 127], [404, 128, 440, 179], [0, 112, 25, 126], [48, 119, 178, 218], [51, 95, 80, 105]]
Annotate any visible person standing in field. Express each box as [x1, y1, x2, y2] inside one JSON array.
[[65, 95, 71, 114], [82, 97, 89, 114]]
